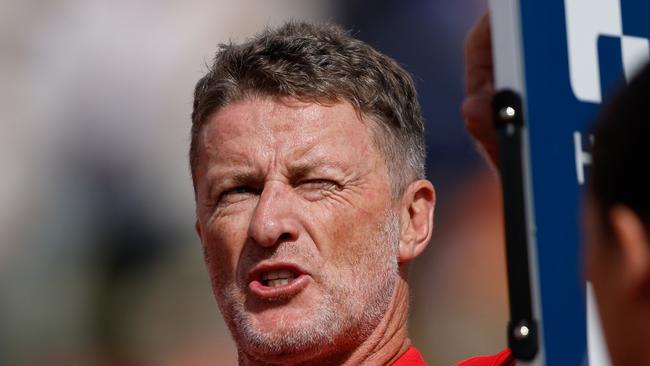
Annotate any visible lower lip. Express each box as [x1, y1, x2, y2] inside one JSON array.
[[249, 274, 311, 299]]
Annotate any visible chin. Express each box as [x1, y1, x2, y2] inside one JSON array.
[[238, 307, 339, 353], [221, 294, 355, 364], [235, 322, 339, 365]]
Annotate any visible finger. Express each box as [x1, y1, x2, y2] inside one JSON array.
[[465, 12, 494, 94], [462, 94, 500, 166], [462, 94, 494, 139]]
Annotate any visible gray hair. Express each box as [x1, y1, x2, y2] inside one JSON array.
[[190, 21, 426, 196]]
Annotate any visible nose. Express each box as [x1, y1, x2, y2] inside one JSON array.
[[248, 181, 300, 247]]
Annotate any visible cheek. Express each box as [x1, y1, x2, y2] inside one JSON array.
[[586, 240, 611, 303], [583, 208, 605, 282], [322, 188, 392, 264], [584, 239, 598, 282], [316, 204, 389, 268], [587, 240, 623, 343], [202, 216, 250, 285]]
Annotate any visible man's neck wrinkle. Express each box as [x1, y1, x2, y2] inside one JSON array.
[[337, 278, 410, 366], [361, 281, 411, 365]]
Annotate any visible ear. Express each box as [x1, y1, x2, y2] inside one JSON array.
[[398, 179, 436, 263], [610, 205, 650, 299]]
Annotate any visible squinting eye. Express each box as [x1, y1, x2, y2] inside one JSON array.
[[228, 186, 256, 194], [297, 179, 340, 201], [299, 179, 337, 190], [218, 186, 259, 205]]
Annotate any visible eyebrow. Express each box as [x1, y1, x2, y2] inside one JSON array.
[[230, 170, 262, 184], [205, 168, 262, 192], [204, 156, 349, 190]]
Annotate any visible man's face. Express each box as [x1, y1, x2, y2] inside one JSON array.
[[193, 96, 401, 361]]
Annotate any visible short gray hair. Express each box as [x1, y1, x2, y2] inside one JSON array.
[[191, 21, 426, 196]]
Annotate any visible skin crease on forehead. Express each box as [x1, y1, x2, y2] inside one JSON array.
[[193, 96, 419, 365]]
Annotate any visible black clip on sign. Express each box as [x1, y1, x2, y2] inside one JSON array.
[[492, 89, 539, 361]]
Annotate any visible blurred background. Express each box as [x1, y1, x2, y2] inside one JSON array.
[[0, 0, 507, 365]]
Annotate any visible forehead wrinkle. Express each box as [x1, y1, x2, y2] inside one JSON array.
[[282, 115, 381, 180], [287, 149, 351, 176], [201, 97, 385, 187]]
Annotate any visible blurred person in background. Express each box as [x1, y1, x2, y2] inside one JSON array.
[[190, 21, 436, 365], [583, 64, 650, 366], [464, 13, 650, 366]]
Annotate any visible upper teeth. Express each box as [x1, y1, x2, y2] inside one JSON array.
[[261, 269, 297, 281]]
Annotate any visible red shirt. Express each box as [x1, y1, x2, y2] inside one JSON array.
[[391, 347, 513, 366], [455, 349, 514, 366], [392, 347, 427, 365]]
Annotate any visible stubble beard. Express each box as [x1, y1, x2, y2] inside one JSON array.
[[215, 210, 401, 364]]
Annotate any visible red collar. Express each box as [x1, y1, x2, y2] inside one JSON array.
[[391, 347, 427, 366], [455, 349, 514, 366]]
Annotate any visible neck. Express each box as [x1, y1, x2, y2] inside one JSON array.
[[239, 270, 412, 366], [339, 275, 411, 366]]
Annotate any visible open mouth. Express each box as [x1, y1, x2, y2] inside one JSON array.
[[260, 269, 299, 287], [248, 264, 310, 299]]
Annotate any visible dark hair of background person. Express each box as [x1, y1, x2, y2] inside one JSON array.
[[190, 21, 426, 196], [590, 63, 650, 234]]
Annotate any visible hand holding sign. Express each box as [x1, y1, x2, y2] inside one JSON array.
[[462, 12, 499, 167]]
